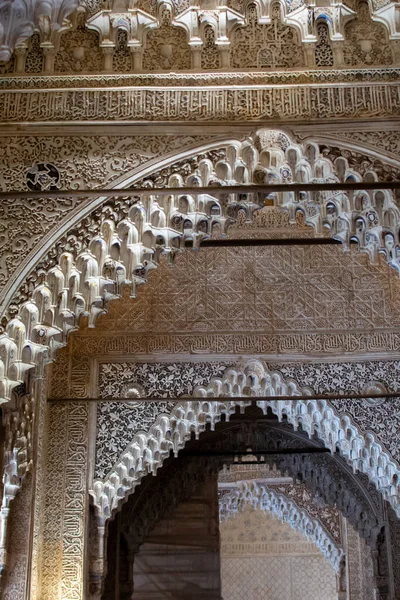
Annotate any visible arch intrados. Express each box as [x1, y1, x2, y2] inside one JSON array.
[[94, 400, 383, 547]]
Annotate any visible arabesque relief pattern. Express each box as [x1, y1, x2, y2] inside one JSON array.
[[0, 133, 214, 301], [87, 360, 399, 525], [1, 0, 399, 73], [3, 129, 400, 572], [2, 0, 400, 598], [40, 402, 88, 600]]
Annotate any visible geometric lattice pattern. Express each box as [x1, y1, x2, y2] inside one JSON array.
[[221, 556, 338, 600]]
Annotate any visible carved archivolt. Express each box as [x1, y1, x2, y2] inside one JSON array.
[[219, 481, 343, 571]]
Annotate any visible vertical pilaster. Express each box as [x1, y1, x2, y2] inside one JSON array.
[[39, 401, 89, 600]]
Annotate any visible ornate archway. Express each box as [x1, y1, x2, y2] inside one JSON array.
[[95, 404, 383, 599], [2, 130, 400, 600], [218, 480, 343, 570]]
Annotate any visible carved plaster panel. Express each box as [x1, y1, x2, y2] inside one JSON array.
[[91, 358, 400, 483], [270, 360, 400, 461], [96, 361, 229, 477], [0, 134, 214, 192], [2, 0, 399, 73], [1, 67, 400, 89], [40, 402, 89, 600], [3, 83, 400, 122], [1, 473, 32, 600], [344, 2, 393, 67], [0, 133, 215, 303], [231, 3, 305, 69], [103, 246, 400, 333], [271, 482, 342, 544]]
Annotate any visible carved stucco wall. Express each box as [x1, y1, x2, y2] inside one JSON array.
[[46, 240, 400, 501], [1, 0, 399, 73], [220, 505, 338, 600], [0, 132, 216, 310], [346, 521, 377, 600], [40, 401, 89, 600], [2, 126, 400, 600], [100, 244, 400, 335], [1, 473, 32, 600]]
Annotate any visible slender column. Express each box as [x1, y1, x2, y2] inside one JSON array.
[[102, 47, 114, 72], [14, 47, 27, 73], [304, 41, 316, 67], [88, 515, 108, 600], [42, 46, 56, 72], [191, 43, 202, 69], [130, 47, 143, 71], [218, 44, 230, 68], [332, 41, 345, 67]]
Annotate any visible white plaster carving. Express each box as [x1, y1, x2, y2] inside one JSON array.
[[1, 130, 400, 533], [219, 480, 343, 571], [0, 0, 79, 62], [2, 0, 399, 70], [90, 360, 400, 526]]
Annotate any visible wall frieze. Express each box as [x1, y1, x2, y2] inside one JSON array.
[[1, 68, 400, 91], [2, 83, 400, 123], [68, 330, 400, 360]]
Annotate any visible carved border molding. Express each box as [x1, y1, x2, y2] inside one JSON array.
[[1, 68, 400, 90], [40, 401, 89, 600], [68, 331, 400, 360], [1, 83, 400, 123], [219, 481, 343, 571]]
